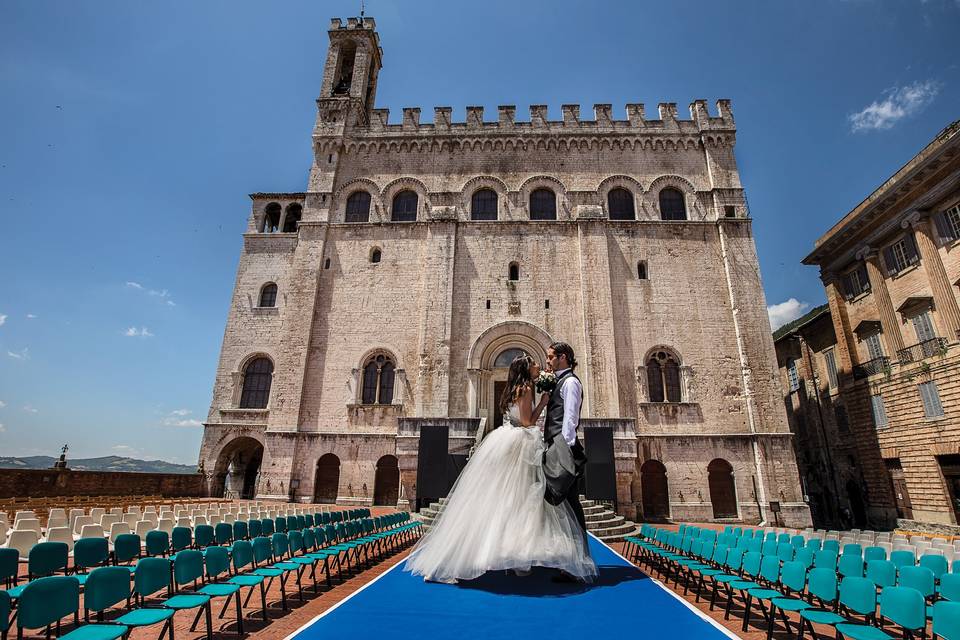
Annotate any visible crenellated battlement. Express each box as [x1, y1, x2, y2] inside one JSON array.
[[353, 100, 734, 137]]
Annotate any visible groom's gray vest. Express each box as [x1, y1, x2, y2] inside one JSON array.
[[543, 369, 581, 446]]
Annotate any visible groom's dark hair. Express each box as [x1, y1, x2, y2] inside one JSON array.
[[548, 341, 577, 371]]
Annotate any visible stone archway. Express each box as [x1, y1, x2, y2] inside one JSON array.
[[213, 437, 264, 500], [708, 458, 738, 519], [314, 454, 340, 504], [373, 455, 399, 506], [640, 459, 670, 521]]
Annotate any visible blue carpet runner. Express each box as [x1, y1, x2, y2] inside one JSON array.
[[288, 536, 739, 639]]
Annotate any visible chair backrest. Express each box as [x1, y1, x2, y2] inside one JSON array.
[[204, 546, 230, 579], [17, 576, 79, 630], [171, 526, 192, 552], [899, 565, 936, 598], [843, 543, 863, 557], [742, 551, 762, 578], [215, 522, 233, 545], [145, 530, 169, 556], [808, 567, 838, 605], [28, 541, 69, 577], [289, 530, 304, 555], [838, 553, 864, 578], [173, 549, 205, 586], [864, 546, 886, 562], [759, 554, 781, 583], [866, 559, 897, 588], [941, 573, 960, 602], [839, 576, 878, 616], [233, 520, 249, 540], [880, 585, 926, 632], [262, 518, 275, 536], [252, 536, 273, 564], [7, 529, 40, 559], [779, 560, 806, 593], [249, 519, 263, 538], [15, 518, 42, 533], [74, 536, 110, 571], [933, 600, 960, 640], [275, 516, 288, 533], [823, 539, 840, 554], [776, 543, 794, 563], [134, 557, 171, 598], [100, 514, 119, 529], [891, 549, 916, 568], [920, 553, 950, 580], [114, 533, 141, 565], [157, 519, 175, 534], [272, 532, 290, 558], [79, 524, 105, 539], [194, 524, 215, 548], [0, 548, 19, 582], [231, 540, 254, 571], [84, 566, 132, 613], [805, 538, 823, 552], [795, 547, 815, 569], [45, 526, 74, 551], [815, 549, 838, 571], [109, 522, 131, 542], [135, 520, 155, 537]]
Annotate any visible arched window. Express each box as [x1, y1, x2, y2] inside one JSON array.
[[637, 261, 648, 280], [529, 188, 557, 220], [708, 459, 738, 519], [345, 191, 371, 223], [471, 189, 498, 221], [608, 188, 636, 220], [370, 248, 381, 263], [647, 350, 681, 403], [391, 190, 418, 222], [240, 357, 273, 409], [262, 203, 281, 233], [508, 262, 520, 281], [258, 283, 277, 308], [361, 354, 396, 405], [282, 203, 302, 232], [332, 41, 356, 96], [659, 188, 687, 221], [494, 348, 527, 368]]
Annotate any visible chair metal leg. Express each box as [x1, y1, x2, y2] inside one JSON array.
[[205, 602, 213, 640], [235, 590, 244, 636]]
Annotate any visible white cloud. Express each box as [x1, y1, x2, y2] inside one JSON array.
[[0, 314, 6, 327], [170, 409, 191, 416], [163, 417, 203, 427], [850, 80, 942, 132], [0, 401, 5, 408], [126, 281, 176, 306], [125, 281, 143, 290], [26, 314, 37, 319], [768, 298, 811, 331], [123, 327, 154, 338], [22, 405, 37, 414], [7, 348, 29, 360], [0, 424, 5, 433]]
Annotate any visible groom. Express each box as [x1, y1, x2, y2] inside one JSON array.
[[544, 341, 589, 541]]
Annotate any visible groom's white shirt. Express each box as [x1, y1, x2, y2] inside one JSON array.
[[554, 367, 582, 446]]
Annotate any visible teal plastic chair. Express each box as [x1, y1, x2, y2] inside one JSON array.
[[864, 546, 887, 563], [0, 590, 9, 639], [866, 560, 897, 589], [5, 541, 71, 600], [823, 539, 840, 554], [836, 585, 926, 639], [776, 543, 794, 563], [113, 534, 140, 569], [806, 538, 823, 552], [769, 561, 813, 637], [275, 517, 287, 534], [194, 546, 243, 636], [838, 553, 865, 578], [214, 523, 233, 546], [797, 568, 846, 638], [193, 525, 215, 549], [790, 535, 805, 549], [226, 540, 268, 621], [842, 543, 863, 557], [815, 550, 838, 571], [247, 520, 262, 539], [761, 540, 777, 556], [934, 600, 960, 640], [941, 573, 960, 602], [73, 538, 110, 585], [170, 527, 192, 555], [232, 521, 248, 541], [165, 550, 213, 640], [1, 548, 19, 589], [17, 575, 127, 640], [890, 549, 915, 569], [836, 576, 879, 627], [145, 530, 169, 557], [251, 537, 288, 610], [725, 552, 762, 623], [796, 547, 815, 569], [742, 555, 784, 633], [260, 519, 275, 536], [899, 565, 936, 601], [87, 565, 175, 638], [115, 558, 177, 638], [269, 533, 304, 603], [304, 515, 314, 528], [304, 528, 340, 589], [921, 554, 950, 581]]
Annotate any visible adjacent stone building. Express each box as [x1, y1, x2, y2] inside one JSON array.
[[801, 120, 960, 531], [198, 16, 811, 527]]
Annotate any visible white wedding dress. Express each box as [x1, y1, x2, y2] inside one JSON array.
[[403, 403, 597, 583]]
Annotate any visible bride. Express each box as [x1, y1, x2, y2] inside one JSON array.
[[403, 354, 597, 584]]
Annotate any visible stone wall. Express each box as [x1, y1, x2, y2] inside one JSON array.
[[0, 469, 203, 499]]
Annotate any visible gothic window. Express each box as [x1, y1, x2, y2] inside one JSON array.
[[646, 350, 681, 403], [240, 357, 273, 409], [509, 262, 520, 281], [258, 283, 277, 308], [471, 189, 498, 220], [282, 203, 302, 232], [391, 190, 418, 222], [262, 203, 281, 233], [345, 191, 371, 223], [529, 188, 557, 220], [637, 261, 648, 280], [658, 188, 687, 221], [361, 354, 396, 405], [607, 188, 635, 220]]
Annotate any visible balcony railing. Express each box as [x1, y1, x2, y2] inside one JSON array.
[[853, 356, 890, 380], [897, 337, 948, 365]]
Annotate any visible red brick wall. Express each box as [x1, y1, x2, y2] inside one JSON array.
[[0, 469, 203, 498]]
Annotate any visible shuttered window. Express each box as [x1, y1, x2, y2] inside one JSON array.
[[787, 358, 800, 392], [912, 311, 936, 343], [934, 205, 960, 242], [865, 333, 884, 360], [919, 381, 945, 418], [842, 264, 871, 299], [824, 349, 839, 389], [883, 234, 920, 275], [871, 394, 888, 428]]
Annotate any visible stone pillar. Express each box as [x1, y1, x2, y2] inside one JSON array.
[[466, 368, 481, 417], [912, 216, 960, 340], [823, 275, 858, 371], [862, 252, 905, 354]]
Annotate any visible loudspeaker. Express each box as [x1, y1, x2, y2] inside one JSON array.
[[584, 427, 617, 502], [415, 425, 449, 510]]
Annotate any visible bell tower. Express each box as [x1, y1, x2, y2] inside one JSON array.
[[316, 17, 382, 132]]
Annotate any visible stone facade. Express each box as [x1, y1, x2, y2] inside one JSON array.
[[198, 16, 811, 527], [802, 120, 960, 531]]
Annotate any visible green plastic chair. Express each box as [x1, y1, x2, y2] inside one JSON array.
[[144, 530, 169, 557], [921, 554, 950, 581], [836, 585, 925, 639], [270, 533, 304, 603], [275, 517, 287, 533], [232, 521, 248, 541], [796, 547, 815, 570], [170, 527, 192, 555], [839, 553, 865, 578], [260, 519, 275, 536], [114, 558, 177, 638], [933, 600, 960, 640], [247, 520, 262, 538], [823, 539, 840, 554], [815, 549, 838, 571], [890, 549, 915, 569], [797, 568, 847, 638], [864, 546, 887, 563], [866, 560, 897, 589], [194, 546, 243, 637], [113, 533, 140, 569], [843, 543, 863, 557], [165, 549, 213, 640], [0, 590, 10, 638], [941, 573, 960, 602], [193, 525, 215, 549], [899, 565, 935, 600], [214, 523, 233, 546], [742, 555, 784, 633], [17, 575, 127, 640], [27, 541, 70, 580], [806, 538, 823, 552], [837, 576, 879, 627], [725, 552, 762, 623], [1, 548, 19, 590], [73, 537, 110, 586], [83, 567, 175, 638], [776, 543, 794, 563], [769, 560, 813, 637], [226, 540, 268, 621], [250, 537, 288, 610]]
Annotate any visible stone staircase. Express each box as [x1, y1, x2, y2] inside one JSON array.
[[418, 496, 641, 543]]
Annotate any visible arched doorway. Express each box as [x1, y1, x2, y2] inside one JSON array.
[[373, 455, 399, 506], [640, 459, 670, 521], [846, 479, 868, 529], [214, 437, 264, 500], [708, 458, 738, 519], [314, 454, 340, 504], [492, 347, 528, 430]]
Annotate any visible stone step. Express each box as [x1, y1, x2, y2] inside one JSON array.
[[589, 521, 637, 537]]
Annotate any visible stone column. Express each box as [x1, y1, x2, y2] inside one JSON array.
[[466, 368, 481, 417], [912, 216, 960, 340], [862, 252, 905, 354], [823, 274, 859, 371]]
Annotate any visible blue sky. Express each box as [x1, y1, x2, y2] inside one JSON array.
[[1, 1, 958, 464]]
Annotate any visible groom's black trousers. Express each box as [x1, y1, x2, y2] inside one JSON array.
[[567, 440, 588, 540]]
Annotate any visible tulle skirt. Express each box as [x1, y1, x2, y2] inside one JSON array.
[[403, 424, 597, 583]]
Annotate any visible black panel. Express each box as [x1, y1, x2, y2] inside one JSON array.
[[415, 425, 449, 510], [584, 427, 617, 501]]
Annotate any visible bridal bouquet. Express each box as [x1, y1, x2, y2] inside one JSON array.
[[535, 371, 557, 394]]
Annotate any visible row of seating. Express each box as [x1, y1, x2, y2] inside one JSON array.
[[625, 524, 960, 639], [1, 512, 421, 640]]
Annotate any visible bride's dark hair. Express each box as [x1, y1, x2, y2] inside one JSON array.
[[499, 354, 536, 413]]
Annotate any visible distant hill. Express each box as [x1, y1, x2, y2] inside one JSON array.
[[0, 455, 196, 474]]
